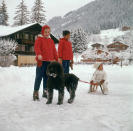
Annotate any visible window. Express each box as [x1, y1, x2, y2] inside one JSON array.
[[25, 46, 30, 52], [30, 46, 34, 52], [16, 34, 19, 39], [15, 45, 20, 51], [18, 33, 23, 39], [15, 45, 25, 51], [21, 45, 25, 51], [24, 34, 29, 39], [30, 35, 34, 41]]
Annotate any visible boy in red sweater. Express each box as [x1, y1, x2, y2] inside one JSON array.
[[58, 30, 73, 73], [33, 25, 58, 101]]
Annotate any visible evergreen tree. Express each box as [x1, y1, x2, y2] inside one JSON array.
[[13, 0, 29, 26], [71, 28, 88, 54], [31, 0, 46, 25], [0, 9, 3, 25], [0, 0, 8, 26]]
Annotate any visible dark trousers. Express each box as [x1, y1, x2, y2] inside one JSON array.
[[62, 60, 70, 73], [34, 61, 50, 91]]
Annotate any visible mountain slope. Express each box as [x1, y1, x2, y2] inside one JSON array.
[[47, 0, 133, 35]]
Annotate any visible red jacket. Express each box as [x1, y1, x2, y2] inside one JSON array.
[[34, 36, 58, 66], [58, 38, 73, 60]]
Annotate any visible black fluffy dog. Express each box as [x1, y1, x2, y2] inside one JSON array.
[[46, 62, 79, 105]]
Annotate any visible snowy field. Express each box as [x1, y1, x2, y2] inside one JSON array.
[[0, 64, 133, 131]]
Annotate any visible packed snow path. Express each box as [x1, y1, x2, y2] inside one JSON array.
[[0, 65, 133, 131]]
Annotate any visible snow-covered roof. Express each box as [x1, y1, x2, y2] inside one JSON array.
[[91, 43, 104, 46], [108, 41, 129, 47], [0, 23, 41, 37]]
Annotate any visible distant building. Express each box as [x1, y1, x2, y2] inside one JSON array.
[[91, 43, 104, 50], [107, 42, 129, 52], [122, 26, 130, 31], [0, 23, 59, 66]]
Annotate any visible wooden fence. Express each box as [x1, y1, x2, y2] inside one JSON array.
[[17, 55, 36, 66]]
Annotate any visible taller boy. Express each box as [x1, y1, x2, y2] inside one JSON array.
[[58, 30, 73, 73], [33, 25, 58, 101]]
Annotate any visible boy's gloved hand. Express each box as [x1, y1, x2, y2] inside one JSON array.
[[70, 60, 74, 70], [100, 80, 105, 85], [58, 58, 62, 64], [38, 55, 43, 60]]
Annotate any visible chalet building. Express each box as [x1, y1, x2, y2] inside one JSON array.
[[122, 26, 131, 31], [107, 41, 129, 52], [0, 23, 59, 66], [91, 43, 104, 50]]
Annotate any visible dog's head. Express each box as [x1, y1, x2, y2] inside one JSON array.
[[47, 62, 64, 78]]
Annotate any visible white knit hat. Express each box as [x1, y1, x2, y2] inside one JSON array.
[[93, 62, 103, 69]]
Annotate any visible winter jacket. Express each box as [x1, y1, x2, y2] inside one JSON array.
[[34, 26, 58, 67], [58, 38, 73, 60], [91, 70, 107, 83]]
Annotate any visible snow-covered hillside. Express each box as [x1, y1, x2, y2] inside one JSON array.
[[48, 0, 133, 35], [0, 65, 133, 131]]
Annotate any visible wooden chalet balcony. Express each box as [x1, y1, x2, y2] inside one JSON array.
[[22, 39, 34, 45], [16, 39, 34, 45], [15, 44, 35, 55], [15, 50, 35, 55]]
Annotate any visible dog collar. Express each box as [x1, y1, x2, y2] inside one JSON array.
[[48, 73, 57, 78]]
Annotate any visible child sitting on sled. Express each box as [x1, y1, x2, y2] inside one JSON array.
[[89, 62, 108, 94]]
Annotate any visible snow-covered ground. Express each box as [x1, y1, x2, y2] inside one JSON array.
[[0, 65, 133, 131]]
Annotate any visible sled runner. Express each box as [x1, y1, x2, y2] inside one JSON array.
[[79, 80, 107, 95]]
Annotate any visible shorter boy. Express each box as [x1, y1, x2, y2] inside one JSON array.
[[58, 30, 73, 73], [89, 62, 108, 94]]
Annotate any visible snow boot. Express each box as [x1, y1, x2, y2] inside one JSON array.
[[42, 90, 47, 98], [33, 91, 39, 101]]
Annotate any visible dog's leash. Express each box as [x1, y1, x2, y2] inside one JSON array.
[[79, 80, 98, 85], [79, 80, 90, 85]]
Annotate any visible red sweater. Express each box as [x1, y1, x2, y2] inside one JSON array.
[[58, 38, 73, 60], [34, 36, 58, 66]]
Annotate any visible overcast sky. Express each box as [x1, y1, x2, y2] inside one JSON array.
[[0, 0, 94, 24]]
